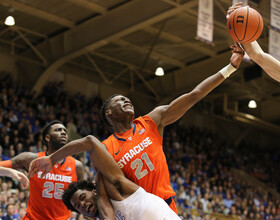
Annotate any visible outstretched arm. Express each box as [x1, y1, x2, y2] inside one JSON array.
[[0, 152, 38, 171], [241, 41, 280, 82], [28, 136, 124, 182], [148, 43, 244, 134], [227, 2, 280, 82], [0, 167, 29, 188]]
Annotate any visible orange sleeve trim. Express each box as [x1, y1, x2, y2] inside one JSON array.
[[0, 160, 12, 168]]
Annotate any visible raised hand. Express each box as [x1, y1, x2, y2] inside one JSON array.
[[28, 156, 53, 178], [11, 170, 29, 188], [230, 42, 245, 68], [2, 168, 29, 188], [226, 2, 243, 19]]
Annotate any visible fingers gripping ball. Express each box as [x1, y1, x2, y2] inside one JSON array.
[[227, 6, 263, 43]]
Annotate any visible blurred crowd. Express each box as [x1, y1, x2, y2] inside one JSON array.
[[0, 75, 279, 219], [165, 125, 280, 219]]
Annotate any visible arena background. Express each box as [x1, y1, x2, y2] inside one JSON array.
[[0, 0, 279, 219]]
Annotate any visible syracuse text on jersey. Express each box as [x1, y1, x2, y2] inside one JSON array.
[[117, 137, 153, 168], [37, 171, 72, 183]]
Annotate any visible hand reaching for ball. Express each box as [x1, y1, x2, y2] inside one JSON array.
[[226, 2, 243, 19], [226, 5, 263, 43]]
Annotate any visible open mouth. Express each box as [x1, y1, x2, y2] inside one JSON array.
[[60, 137, 67, 141], [124, 104, 132, 109], [87, 204, 94, 213]]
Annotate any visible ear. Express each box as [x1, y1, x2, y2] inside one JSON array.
[[45, 134, 50, 142], [105, 109, 113, 125], [105, 109, 112, 117]]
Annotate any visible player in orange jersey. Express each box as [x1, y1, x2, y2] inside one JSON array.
[[28, 135, 181, 219], [227, 2, 280, 82], [0, 120, 84, 220], [101, 43, 245, 213]]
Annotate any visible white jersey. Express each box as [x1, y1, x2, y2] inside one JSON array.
[[110, 187, 180, 220]]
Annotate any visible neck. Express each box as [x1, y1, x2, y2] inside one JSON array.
[[47, 147, 57, 155], [113, 121, 134, 133], [47, 147, 65, 164]]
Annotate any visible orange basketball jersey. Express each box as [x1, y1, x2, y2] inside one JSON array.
[[103, 115, 175, 200], [23, 152, 77, 220]]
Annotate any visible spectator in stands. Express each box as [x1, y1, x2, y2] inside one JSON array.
[[0, 147, 9, 161], [3, 203, 17, 220], [17, 207, 25, 220]]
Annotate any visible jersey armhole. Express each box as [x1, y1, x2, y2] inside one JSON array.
[[102, 141, 114, 157], [140, 115, 163, 143]]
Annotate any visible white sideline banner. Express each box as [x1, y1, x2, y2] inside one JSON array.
[[197, 0, 213, 43], [269, 28, 280, 61], [271, 0, 280, 31]]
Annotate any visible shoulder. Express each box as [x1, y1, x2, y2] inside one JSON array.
[[74, 159, 84, 168], [102, 135, 115, 149], [102, 134, 114, 143], [133, 115, 152, 126], [135, 115, 158, 130], [66, 156, 82, 166]]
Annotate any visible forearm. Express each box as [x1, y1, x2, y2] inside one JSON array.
[[242, 41, 280, 82], [0, 167, 13, 177], [96, 173, 115, 219], [161, 71, 226, 126], [50, 136, 123, 180], [192, 71, 226, 96], [50, 137, 93, 164], [241, 41, 263, 60]]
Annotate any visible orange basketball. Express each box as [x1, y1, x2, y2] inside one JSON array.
[[227, 6, 263, 43]]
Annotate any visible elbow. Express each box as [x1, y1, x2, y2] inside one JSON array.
[[190, 90, 203, 102], [85, 135, 95, 141], [84, 135, 96, 151]]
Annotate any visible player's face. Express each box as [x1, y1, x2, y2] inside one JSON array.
[[70, 189, 98, 217], [48, 124, 68, 148], [109, 95, 134, 116]]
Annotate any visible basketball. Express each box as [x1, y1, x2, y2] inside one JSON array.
[[227, 6, 263, 43]]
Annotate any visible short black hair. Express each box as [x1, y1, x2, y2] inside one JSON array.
[[42, 120, 64, 141], [6, 203, 14, 210], [100, 94, 121, 126], [62, 180, 96, 212]]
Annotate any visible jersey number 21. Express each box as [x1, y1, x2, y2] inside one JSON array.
[[131, 152, 154, 180]]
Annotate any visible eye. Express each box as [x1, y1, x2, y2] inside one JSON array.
[[80, 193, 85, 200]]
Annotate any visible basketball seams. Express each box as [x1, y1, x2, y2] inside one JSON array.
[[243, 12, 261, 43], [227, 6, 263, 43], [232, 9, 240, 41], [241, 6, 250, 41]]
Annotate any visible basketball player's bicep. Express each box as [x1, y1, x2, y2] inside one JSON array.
[[12, 153, 37, 171], [148, 106, 166, 127]]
